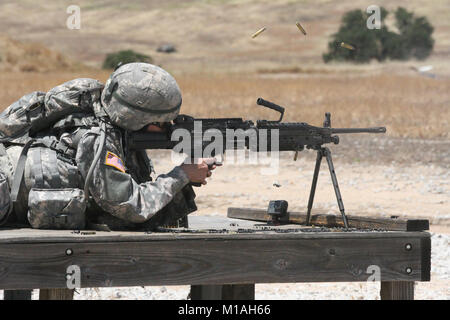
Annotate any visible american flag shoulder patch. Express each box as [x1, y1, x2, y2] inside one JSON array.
[[104, 151, 126, 173]]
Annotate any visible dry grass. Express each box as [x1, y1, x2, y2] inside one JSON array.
[[0, 35, 83, 72], [1, 70, 448, 139], [0, 0, 448, 140], [0, 71, 110, 107]]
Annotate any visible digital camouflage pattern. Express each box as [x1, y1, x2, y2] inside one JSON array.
[[2, 127, 91, 223], [76, 122, 191, 224], [27, 188, 86, 229], [0, 78, 103, 145], [44, 78, 103, 114], [0, 64, 192, 230], [3, 119, 192, 229], [0, 91, 45, 142], [0, 170, 11, 223], [101, 62, 182, 131]]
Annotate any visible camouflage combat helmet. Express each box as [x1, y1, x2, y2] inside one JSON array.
[[101, 62, 182, 131]]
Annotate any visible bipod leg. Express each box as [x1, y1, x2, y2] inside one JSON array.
[[306, 149, 323, 226], [323, 147, 349, 229]]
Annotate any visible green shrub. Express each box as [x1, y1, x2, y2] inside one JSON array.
[[394, 8, 434, 60], [323, 9, 382, 63], [102, 50, 153, 69], [323, 7, 434, 63]]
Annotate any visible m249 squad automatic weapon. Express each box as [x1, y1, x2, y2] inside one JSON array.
[[126, 98, 386, 228]]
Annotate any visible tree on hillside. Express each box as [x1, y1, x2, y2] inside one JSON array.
[[102, 50, 153, 69], [323, 9, 379, 63], [323, 7, 434, 63], [394, 7, 434, 60]]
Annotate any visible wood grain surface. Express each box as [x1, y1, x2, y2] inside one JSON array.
[[0, 233, 430, 290]]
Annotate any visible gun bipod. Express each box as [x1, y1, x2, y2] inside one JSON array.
[[305, 147, 349, 228]]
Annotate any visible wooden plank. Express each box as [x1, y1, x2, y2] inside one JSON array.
[[0, 215, 429, 245], [227, 207, 429, 231], [0, 233, 429, 290], [380, 281, 415, 300], [3, 290, 32, 300], [39, 288, 74, 300], [190, 284, 255, 300], [0, 228, 431, 244]]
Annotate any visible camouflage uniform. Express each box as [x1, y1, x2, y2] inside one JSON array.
[[1, 63, 196, 230], [76, 121, 192, 229]]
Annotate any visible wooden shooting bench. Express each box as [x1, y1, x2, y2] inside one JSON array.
[[0, 209, 430, 300]]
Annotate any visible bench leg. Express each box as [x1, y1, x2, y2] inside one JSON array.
[[4, 290, 32, 300], [39, 288, 74, 300], [380, 281, 414, 300], [190, 284, 255, 300], [222, 284, 255, 300]]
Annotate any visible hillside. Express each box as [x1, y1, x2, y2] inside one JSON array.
[[0, 0, 448, 73], [0, 35, 82, 72], [0, 1, 448, 139]]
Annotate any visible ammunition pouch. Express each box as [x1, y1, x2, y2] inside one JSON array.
[[0, 170, 12, 225], [27, 188, 86, 229]]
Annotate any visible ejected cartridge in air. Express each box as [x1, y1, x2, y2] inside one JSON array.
[[251, 27, 267, 38], [295, 21, 307, 35], [340, 42, 355, 50]]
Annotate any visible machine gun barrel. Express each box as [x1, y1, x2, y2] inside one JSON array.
[[331, 127, 386, 134]]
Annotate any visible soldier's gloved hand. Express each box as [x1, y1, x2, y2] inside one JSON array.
[[180, 157, 221, 185]]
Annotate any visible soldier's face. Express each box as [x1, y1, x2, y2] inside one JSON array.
[[145, 122, 167, 133]]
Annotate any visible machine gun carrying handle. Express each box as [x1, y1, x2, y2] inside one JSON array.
[[257, 98, 285, 122]]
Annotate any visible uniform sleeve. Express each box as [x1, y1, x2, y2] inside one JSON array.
[[76, 127, 190, 223]]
